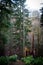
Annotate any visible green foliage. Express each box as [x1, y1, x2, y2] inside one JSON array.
[[32, 57, 43, 65], [0, 0, 15, 56], [0, 0, 31, 56], [9, 55, 18, 62], [12, 0, 31, 50], [0, 55, 18, 65], [21, 56, 43, 65], [21, 56, 34, 65], [0, 56, 9, 65]]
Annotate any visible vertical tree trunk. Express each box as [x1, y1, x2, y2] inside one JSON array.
[[0, 40, 5, 56], [32, 32, 34, 55], [37, 28, 40, 56]]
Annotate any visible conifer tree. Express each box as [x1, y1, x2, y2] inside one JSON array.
[[11, 0, 31, 56], [0, 0, 15, 56], [40, 7, 43, 26]]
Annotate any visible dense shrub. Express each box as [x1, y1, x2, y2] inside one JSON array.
[[9, 55, 18, 62], [32, 57, 43, 65], [21, 56, 34, 65], [21, 56, 43, 65], [0, 56, 9, 65]]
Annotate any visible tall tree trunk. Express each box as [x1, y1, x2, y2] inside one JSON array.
[[32, 32, 34, 55], [0, 40, 5, 56]]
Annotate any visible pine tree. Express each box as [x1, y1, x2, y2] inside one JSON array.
[[11, 0, 31, 56], [40, 7, 43, 26], [0, 0, 15, 56]]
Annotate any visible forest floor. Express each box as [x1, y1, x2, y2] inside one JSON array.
[[9, 60, 25, 65]]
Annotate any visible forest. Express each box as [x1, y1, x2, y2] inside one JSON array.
[[0, 0, 43, 65]]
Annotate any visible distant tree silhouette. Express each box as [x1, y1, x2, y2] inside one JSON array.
[[40, 7, 43, 26]]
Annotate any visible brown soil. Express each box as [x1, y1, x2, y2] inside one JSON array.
[[9, 60, 25, 65]]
